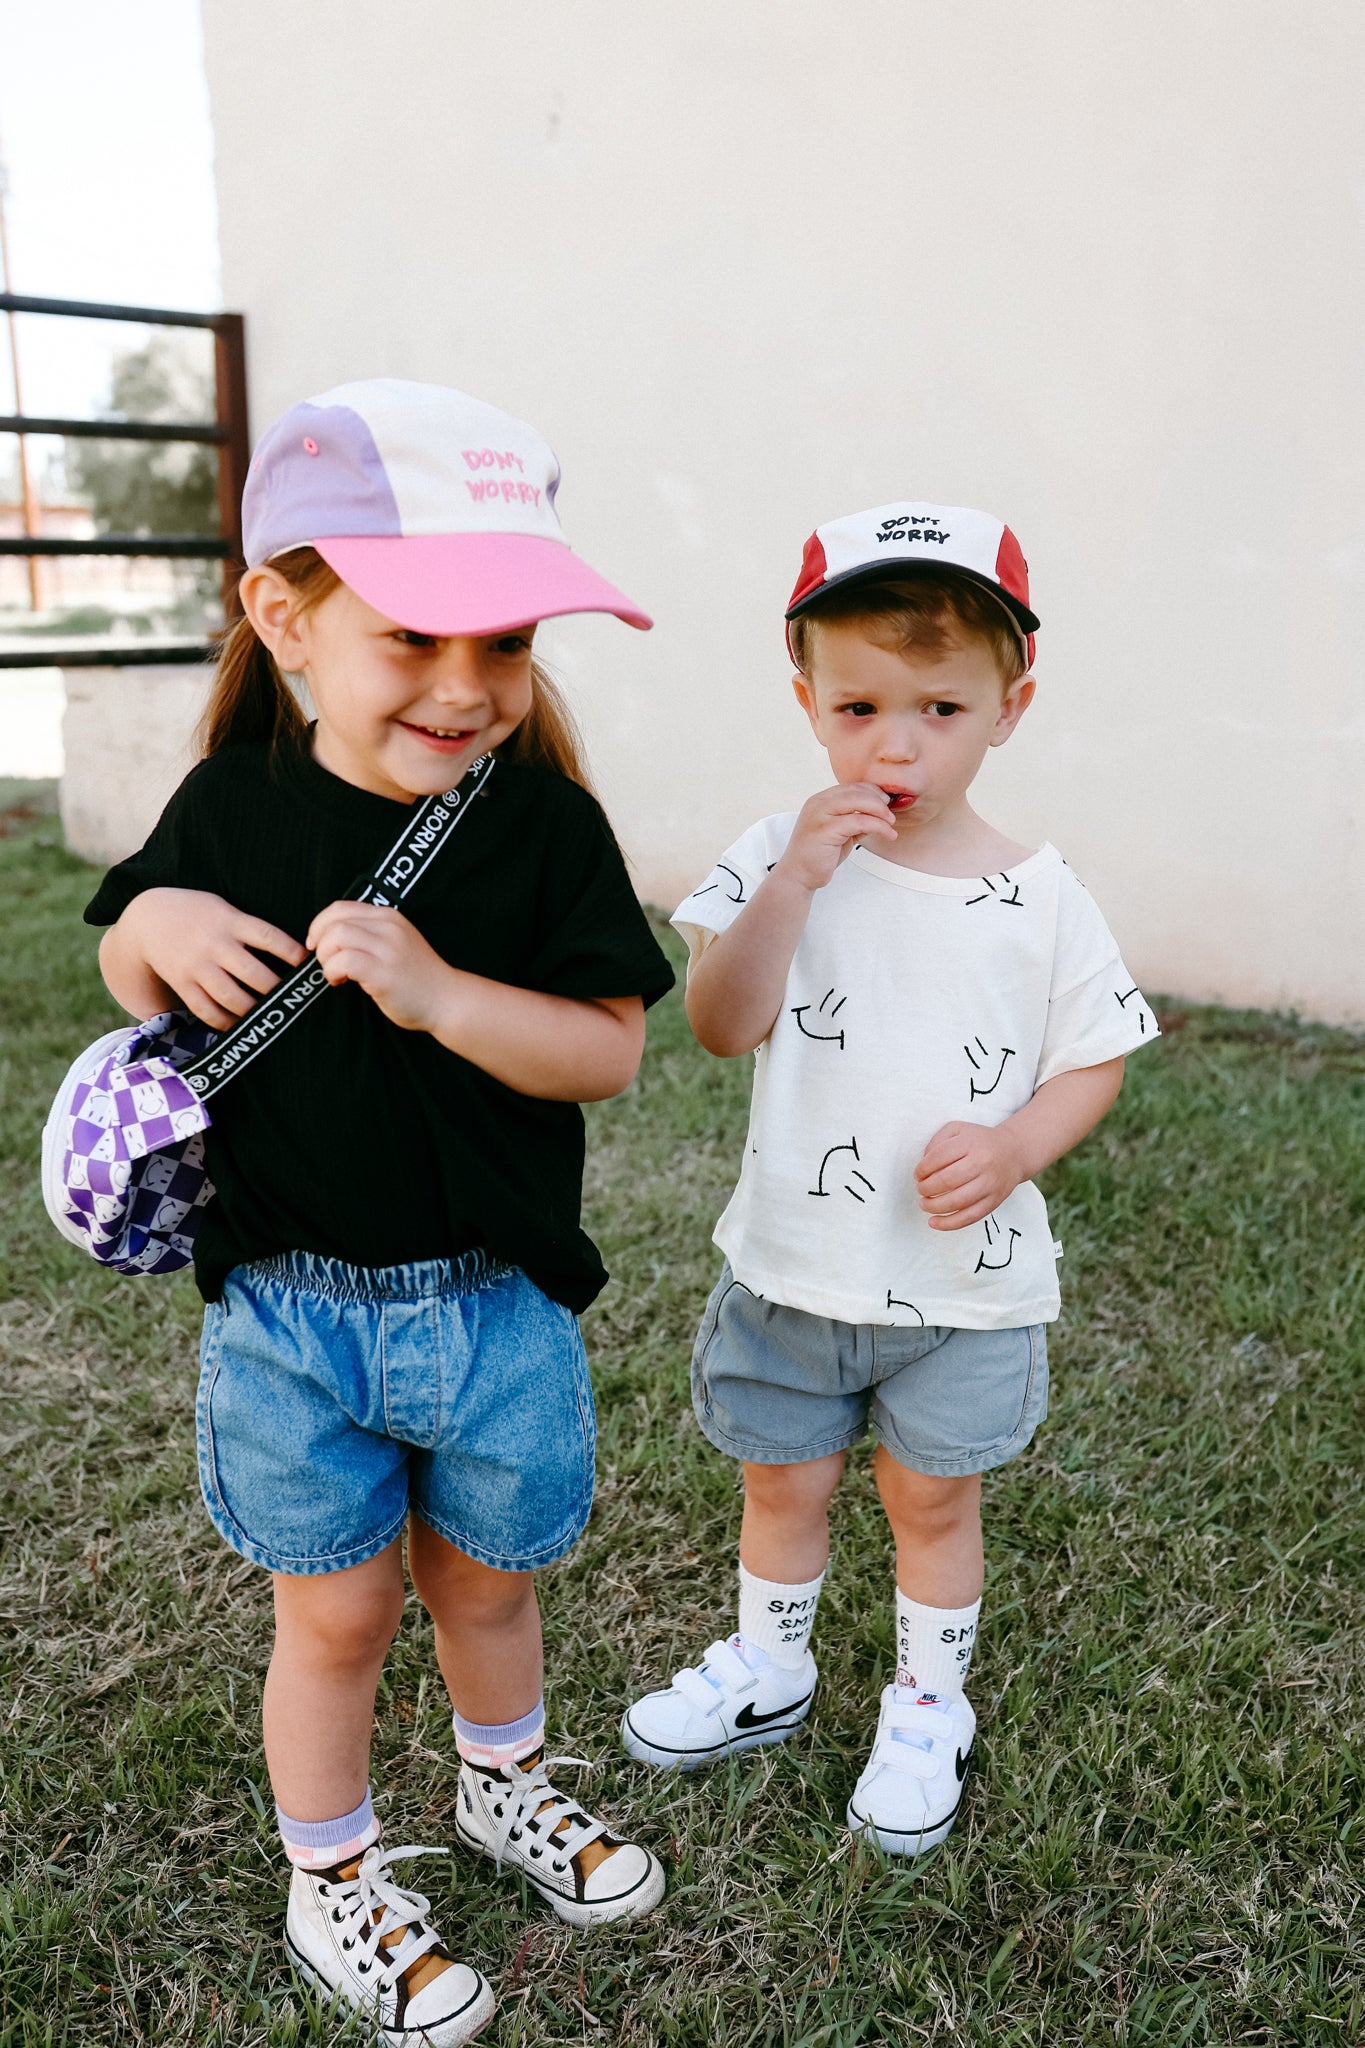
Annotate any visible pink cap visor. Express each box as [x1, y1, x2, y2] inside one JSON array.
[[313, 533, 652, 637]]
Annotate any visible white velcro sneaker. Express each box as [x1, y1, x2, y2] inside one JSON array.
[[621, 1636, 817, 1770], [846, 1687, 976, 1856]]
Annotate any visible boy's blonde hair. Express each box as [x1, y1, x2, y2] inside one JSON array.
[[788, 571, 1028, 688]]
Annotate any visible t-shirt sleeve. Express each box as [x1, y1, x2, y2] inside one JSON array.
[[670, 814, 793, 968], [83, 757, 226, 927], [525, 784, 675, 1008], [1035, 862, 1161, 1086]]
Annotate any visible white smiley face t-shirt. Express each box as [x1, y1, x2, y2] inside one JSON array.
[[673, 819, 1158, 1331]]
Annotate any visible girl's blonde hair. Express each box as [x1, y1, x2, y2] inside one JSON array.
[[198, 547, 595, 792]]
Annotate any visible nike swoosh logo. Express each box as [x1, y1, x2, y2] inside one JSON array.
[[955, 1748, 971, 1782], [734, 1690, 813, 1731]]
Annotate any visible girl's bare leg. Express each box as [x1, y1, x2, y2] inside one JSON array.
[[406, 1515, 543, 1725], [262, 1538, 406, 1819]]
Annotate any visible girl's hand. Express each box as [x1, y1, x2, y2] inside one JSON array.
[[775, 783, 899, 893], [914, 1120, 1026, 1231], [307, 901, 643, 1097], [306, 900, 452, 1032], [106, 887, 307, 1029]]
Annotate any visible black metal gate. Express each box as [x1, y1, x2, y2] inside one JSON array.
[[0, 292, 248, 668]]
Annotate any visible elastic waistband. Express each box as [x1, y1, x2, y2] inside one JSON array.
[[244, 1249, 516, 1303]]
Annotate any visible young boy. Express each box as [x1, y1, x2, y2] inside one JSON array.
[[622, 501, 1158, 1855]]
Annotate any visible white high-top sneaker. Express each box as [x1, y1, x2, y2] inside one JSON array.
[[846, 1687, 976, 1856], [455, 1751, 665, 1929], [285, 1843, 494, 2045], [621, 1635, 817, 1769]]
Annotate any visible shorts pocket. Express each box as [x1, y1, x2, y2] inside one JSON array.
[[874, 1321, 1049, 1476], [691, 1266, 745, 1419], [687, 1269, 732, 1417], [565, 1307, 597, 1507], [963, 1322, 1048, 1458], [194, 1303, 228, 1524], [1014, 1323, 1049, 1440]]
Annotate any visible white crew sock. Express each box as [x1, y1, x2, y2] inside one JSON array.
[[737, 1561, 825, 1669], [895, 1588, 981, 1701]]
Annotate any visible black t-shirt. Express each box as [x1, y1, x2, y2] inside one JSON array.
[[84, 732, 674, 1309]]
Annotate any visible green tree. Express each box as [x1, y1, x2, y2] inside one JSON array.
[[65, 333, 218, 537]]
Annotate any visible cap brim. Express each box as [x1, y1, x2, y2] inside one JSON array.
[[311, 533, 652, 634], [785, 559, 1040, 638]]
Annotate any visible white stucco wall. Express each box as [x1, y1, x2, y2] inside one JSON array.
[[201, 1, 1365, 1023], [61, 667, 209, 865]]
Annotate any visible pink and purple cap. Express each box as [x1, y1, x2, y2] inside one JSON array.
[[786, 500, 1039, 668], [242, 378, 651, 636]]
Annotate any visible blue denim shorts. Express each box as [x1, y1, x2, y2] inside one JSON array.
[[691, 1264, 1048, 1477], [196, 1250, 596, 1576]]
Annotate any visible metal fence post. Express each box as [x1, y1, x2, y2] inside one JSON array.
[[213, 312, 249, 622]]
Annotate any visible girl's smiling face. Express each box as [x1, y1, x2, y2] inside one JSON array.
[[241, 569, 535, 803], [792, 619, 1034, 839]]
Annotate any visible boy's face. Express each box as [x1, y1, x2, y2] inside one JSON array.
[[792, 619, 1034, 837]]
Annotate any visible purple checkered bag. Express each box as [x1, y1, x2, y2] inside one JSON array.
[[41, 755, 495, 1277], [42, 1014, 220, 1274]]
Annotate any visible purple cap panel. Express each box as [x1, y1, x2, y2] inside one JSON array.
[[243, 401, 403, 565]]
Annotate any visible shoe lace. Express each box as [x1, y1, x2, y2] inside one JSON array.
[[484, 1755, 607, 1875], [323, 1843, 448, 1988]]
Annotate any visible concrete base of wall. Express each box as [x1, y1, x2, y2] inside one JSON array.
[[60, 666, 212, 867]]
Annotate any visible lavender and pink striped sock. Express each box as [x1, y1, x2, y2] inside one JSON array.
[[451, 1700, 546, 1770], [276, 1787, 382, 1870]]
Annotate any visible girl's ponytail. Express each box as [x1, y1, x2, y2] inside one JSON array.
[[196, 548, 339, 760]]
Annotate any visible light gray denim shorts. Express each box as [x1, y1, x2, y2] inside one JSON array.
[[691, 1263, 1048, 1476]]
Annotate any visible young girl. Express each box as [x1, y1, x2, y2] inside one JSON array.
[[88, 380, 673, 2045]]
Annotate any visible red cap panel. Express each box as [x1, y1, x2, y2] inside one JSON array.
[[786, 531, 829, 614]]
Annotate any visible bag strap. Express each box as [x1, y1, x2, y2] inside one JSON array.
[[179, 752, 497, 1100]]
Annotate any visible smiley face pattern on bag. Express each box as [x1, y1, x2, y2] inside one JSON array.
[[54, 1015, 218, 1274], [673, 821, 1158, 1330]]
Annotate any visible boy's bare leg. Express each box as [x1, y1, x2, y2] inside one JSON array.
[[873, 1451, 983, 1607], [621, 1456, 841, 1767], [738, 1451, 845, 1579], [846, 1455, 983, 1853], [263, 1539, 407, 1819]]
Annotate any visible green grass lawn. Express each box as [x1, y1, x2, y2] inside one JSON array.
[[0, 793, 1361, 2047]]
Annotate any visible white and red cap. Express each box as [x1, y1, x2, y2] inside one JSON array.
[[786, 500, 1038, 668], [242, 378, 651, 635]]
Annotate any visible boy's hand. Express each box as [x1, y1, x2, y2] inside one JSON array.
[[115, 887, 307, 1030], [915, 1120, 1026, 1230], [776, 782, 899, 893], [307, 900, 454, 1033]]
